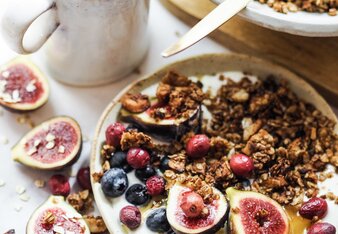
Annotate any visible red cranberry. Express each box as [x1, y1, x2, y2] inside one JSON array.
[[229, 153, 254, 177], [299, 197, 328, 219], [186, 134, 210, 159], [76, 167, 91, 190], [180, 191, 204, 218], [146, 176, 165, 196], [127, 148, 150, 169], [307, 222, 336, 234], [48, 174, 70, 196], [105, 122, 125, 147], [119, 205, 141, 229]]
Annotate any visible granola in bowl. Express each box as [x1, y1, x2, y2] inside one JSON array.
[[90, 54, 338, 234], [257, 0, 338, 15]]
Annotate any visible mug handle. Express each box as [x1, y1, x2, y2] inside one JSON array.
[[1, 0, 59, 54]]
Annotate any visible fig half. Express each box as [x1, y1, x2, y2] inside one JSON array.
[[167, 184, 229, 234], [0, 57, 49, 112], [26, 196, 90, 234], [226, 187, 289, 234], [12, 116, 82, 170], [120, 104, 201, 140]]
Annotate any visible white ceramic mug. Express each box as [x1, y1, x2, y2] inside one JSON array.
[[1, 0, 150, 86]]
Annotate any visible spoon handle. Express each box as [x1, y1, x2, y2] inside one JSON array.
[[162, 0, 251, 57]]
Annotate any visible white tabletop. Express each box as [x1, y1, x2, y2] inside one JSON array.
[[0, 0, 227, 232], [0, 0, 336, 233]]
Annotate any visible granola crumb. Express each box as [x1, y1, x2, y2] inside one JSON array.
[[92, 172, 103, 183], [34, 179, 45, 188], [83, 215, 107, 233]]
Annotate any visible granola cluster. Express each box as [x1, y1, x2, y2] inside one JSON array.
[[151, 71, 204, 120], [201, 76, 338, 206], [257, 0, 338, 15]]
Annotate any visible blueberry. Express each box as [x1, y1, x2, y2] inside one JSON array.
[[122, 164, 134, 173], [135, 165, 156, 182], [101, 168, 128, 197], [160, 156, 170, 172], [110, 151, 133, 173], [110, 151, 127, 168], [126, 124, 139, 132], [146, 208, 170, 232], [125, 184, 150, 205]]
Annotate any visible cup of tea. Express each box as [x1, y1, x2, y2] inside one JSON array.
[[1, 0, 150, 86]]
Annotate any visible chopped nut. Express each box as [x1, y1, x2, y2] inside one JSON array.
[[27, 147, 37, 156], [231, 89, 249, 103], [58, 145, 65, 154], [83, 215, 107, 233], [34, 179, 45, 188], [120, 93, 150, 113], [46, 141, 55, 150], [43, 211, 56, 226], [46, 133, 56, 142], [92, 172, 103, 183]]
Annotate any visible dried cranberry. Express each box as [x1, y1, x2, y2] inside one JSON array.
[[186, 134, 210, 159], [127, 148, 150, 169], [146, 176, 165, 196], [229, 153, 254, 177], [105, 122, 125, 147], [307, 222, 336, 234], [48, 174, 70, 196], [119, 205, 141, 229], [180, 191, 204, 218], [299, 197, 328, 219], [76, 167, 91, 190]]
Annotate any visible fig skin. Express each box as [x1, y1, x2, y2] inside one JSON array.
[[11, 116, 82, 170], [120, 104, 202, 140], [0, 57, 50, 113]]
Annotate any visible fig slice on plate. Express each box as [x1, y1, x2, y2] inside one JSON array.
[[120, 104, 201, 140], [166, 183, 229, 234], [226, 187, 289, 234], [12, 116, 82, 170], [26, 196, 90, 234], [0, 57, 49, 112]]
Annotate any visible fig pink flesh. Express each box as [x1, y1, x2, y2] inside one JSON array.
[[175, 188, 217, 229], [25, 121, 78, 163], [1, 64, 44, 103], [239, 198, 287, 234], [34, 207, 85, 233]]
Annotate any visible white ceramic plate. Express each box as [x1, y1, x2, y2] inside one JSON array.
[[213, 0, 338, 37], [91, 54, 338, 233]]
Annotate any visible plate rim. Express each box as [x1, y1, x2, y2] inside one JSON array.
[[212, 0, 338, 37]]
